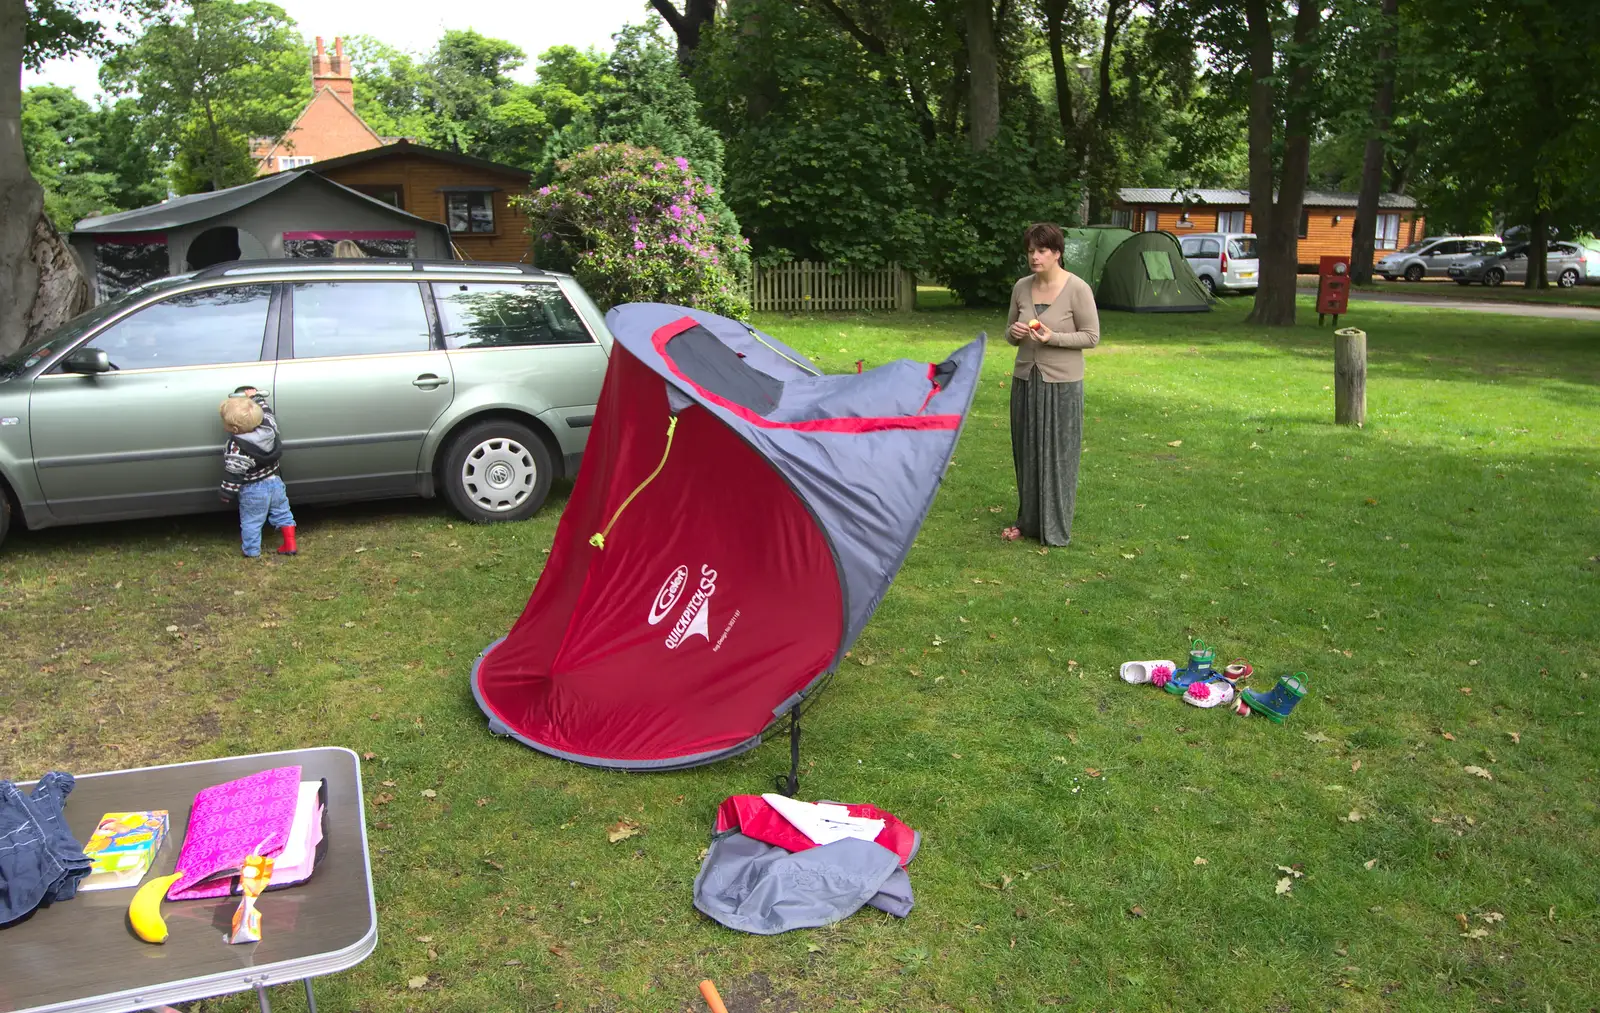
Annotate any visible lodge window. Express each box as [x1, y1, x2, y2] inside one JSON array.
[[444, 190, 496, 234], [1218, 210, 1246, 233], [1377, 213, 1400, 250], [1298, 209, 1311, 240], [1109, 209, 1132, 229], [278, 156, 314, 170], [351, 183, 404, 208]]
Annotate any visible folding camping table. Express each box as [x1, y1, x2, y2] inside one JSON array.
[[1, 747, 376, 1013]]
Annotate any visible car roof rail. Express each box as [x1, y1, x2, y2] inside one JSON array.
[[190, 258, 550, 281]]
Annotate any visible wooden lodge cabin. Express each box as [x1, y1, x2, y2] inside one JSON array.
[[1112, 188, 1425, 269], [309, 142, 534, 263]]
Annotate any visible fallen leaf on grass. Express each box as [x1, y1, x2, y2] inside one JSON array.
[[165, 625, 179, 633], [607, 819, 641, 844], [1459, 686, 1472, 695], [1193, 856, 1208, 866], [548, 945, 570, 959], [1351, 760, 1362, 772], [1275, 877, 1294, 896], [483, 857, 504, 871], [355, 547, 368, 554], [1364, 859, 1378, 870], [407, 976, 428, 990], [1128, 905, 1146, 918], [1121, 553, 1136, 560], [1463, 765, 1494, 780], [1441, 731, 1456, 741], [1085, 768, 1102, 778], [1278, 865, 1305, 878], [503, 959, 522, 967], [1347, 810, 1364, 822], [421, 789, 438, 798], [806, 942, 824, 953], [1303, 731, 1333, 744], [1461, 928, 1490, 939], [1166, 440, 1183, 447], [1479, 912, 1504, 923], [1507, 731, 1521, 744], [371, 793, 394, 806], [361, 752, 376, 760], [381, 780, 396, 787], [1467, 659, 1479, 667], [476, 797, 491, 807]]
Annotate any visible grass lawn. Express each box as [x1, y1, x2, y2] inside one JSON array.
[[4, 294, 1599, 1012]]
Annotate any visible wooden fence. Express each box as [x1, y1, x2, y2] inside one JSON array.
[[745, 261, 916, 313]]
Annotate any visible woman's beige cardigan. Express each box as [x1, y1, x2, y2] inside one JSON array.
[[1005, 272, 1101, 382]]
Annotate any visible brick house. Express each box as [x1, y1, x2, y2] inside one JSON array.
[[1112, 188, 1426, 269], [251, 36, 403, 174], [310, 142, 534, 262]]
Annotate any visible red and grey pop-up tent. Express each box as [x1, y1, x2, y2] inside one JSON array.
[[470, 302, 983, 774]]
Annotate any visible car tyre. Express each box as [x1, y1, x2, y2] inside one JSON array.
[[1559, 268, 1579, 288], [1485, 268, 1505, 287], [440, 419, 554, 524], [1404, 264, 1425, 282], [1200, 275, 1217, 296], [0, 488, 9, 551]]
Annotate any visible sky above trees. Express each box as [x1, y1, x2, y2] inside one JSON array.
[[22, 0, 650, 99]]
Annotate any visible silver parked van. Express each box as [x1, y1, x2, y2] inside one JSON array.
[[1178, 233, 1260, 295]]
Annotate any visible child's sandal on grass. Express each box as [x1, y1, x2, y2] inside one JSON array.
[[1184, 677, 1236, 709], [1222, 659, 1253, 684], [1120, 660, 1176, 685]]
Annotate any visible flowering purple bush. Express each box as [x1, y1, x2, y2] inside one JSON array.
[[517, 143, 751, 317]]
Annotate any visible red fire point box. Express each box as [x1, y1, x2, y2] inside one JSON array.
[[1317, 255, 1350, 324]]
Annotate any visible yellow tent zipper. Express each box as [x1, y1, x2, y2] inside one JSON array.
[[589, 416, 678, 549]]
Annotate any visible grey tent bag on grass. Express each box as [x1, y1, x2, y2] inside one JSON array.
[[692, 832, 912, 935]]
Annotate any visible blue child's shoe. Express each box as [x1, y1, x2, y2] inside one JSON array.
[[1165, 637, 1217, 694], [1241, 672, 1308, 723]]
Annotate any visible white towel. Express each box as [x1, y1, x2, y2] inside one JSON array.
[[760, 793, 886, 846]]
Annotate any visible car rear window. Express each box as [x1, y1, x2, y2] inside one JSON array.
[[432, 283, 593, 349], [1227, 238, 1257, 259]]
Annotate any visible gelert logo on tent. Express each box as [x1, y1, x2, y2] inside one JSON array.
[[665, 565, 718, 650], [648, 565, 690, 626]]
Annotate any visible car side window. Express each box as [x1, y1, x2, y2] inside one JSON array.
[[74, 284, 271, 371], [1199, 239, 1221, 257], [1180, 239, 1199, 257], [432, 283, 594, 349], [291, 282, 431, 359]]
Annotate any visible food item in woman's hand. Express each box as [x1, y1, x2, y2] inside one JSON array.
[[1027, 318, 1042, 330]]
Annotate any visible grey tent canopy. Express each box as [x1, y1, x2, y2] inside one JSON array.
[[69, 171, 454, 302]]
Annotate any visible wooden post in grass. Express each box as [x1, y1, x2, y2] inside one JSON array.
[[1334, 327, 1367, 426]]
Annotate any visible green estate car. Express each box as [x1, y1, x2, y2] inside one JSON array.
[[0, 259, 614, 550]]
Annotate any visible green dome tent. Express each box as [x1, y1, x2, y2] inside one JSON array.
[[1058, 226, 1213, 313], [1060, 226, 1134, 290], [1096, 231, 1214, 313]]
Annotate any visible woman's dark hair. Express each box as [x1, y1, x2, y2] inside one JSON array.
[[1024, 222, 1065, 254]]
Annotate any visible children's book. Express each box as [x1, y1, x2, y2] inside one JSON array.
[[80, 810, 170, 891]]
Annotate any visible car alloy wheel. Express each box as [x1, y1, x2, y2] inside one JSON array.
[[1485, 268, 1504, 287], [461, 437, 536, 514], [1200, 275, 1217, 295], [1404, 264, 1424, 282], [1559, 268, 1579, 288]]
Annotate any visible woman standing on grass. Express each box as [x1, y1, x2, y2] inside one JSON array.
[[1006, 222, 1100, 547]]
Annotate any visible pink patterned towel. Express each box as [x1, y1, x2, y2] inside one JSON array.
[[167, 765, 302, 900]]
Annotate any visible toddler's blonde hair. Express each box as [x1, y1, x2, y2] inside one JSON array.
[[219, 395, 263, 435]]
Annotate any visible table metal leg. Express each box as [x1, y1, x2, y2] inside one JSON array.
[[255, 983, 272, 1013], [303, 978, 318, 1013]]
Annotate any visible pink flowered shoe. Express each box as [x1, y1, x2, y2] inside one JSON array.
[[1121, 660, 1177, 685], [1183, 677, 1236, 709]]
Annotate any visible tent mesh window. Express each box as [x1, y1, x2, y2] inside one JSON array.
[[285, 236, 417, 258], [666, 324, 785, 415], [1141, 249, 1176, 281], [94, 236, 168, 301]]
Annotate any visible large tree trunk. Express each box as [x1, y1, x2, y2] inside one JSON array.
[[1084, 0, 1126, 222], [1042, 0, 1080, 176], [1351, 0, 1399, 286], [1247, 0, 1317, 327], [0, 0, 43, 357], [650, 0, 719, 69], [1526, 207, 1549, 289], [27, 215, 90, 342], [964, 0, 1000, 152]]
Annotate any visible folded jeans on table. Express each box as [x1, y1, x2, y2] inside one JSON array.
[[0, 772, 92, 927]]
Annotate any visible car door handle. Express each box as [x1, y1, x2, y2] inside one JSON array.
[[413, 374, 449, 389]]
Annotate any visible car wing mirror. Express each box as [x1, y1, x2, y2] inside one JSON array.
[[62, 347, 112, 374]]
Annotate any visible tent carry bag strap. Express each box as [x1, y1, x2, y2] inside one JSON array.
[[589, 416, 678, 550]]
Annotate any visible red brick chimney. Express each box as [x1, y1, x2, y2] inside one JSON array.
[[311, 36, 354, 105]]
